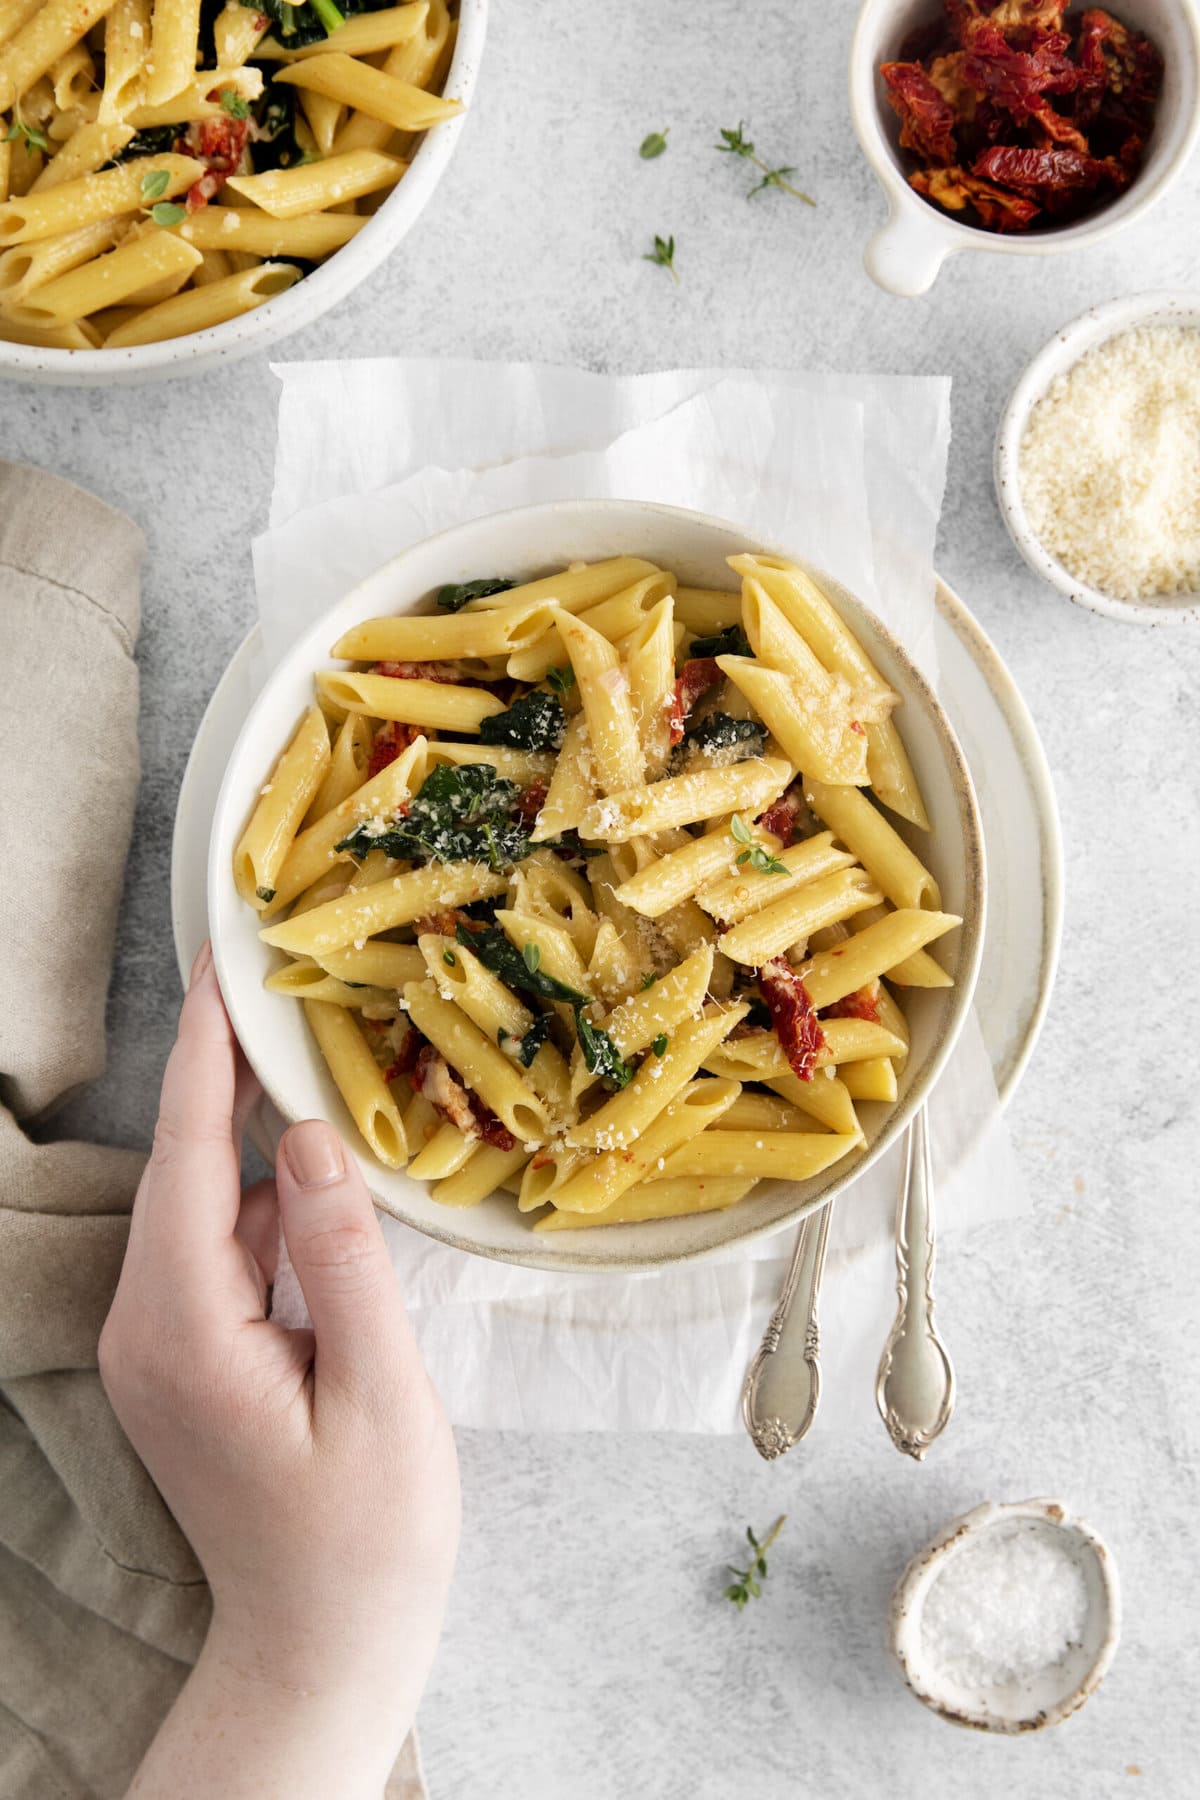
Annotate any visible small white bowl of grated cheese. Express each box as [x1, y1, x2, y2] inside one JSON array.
[[995, 290, 1200, 626]]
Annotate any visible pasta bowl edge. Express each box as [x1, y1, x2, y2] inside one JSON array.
[[206, 498, 986, 1273], [0, 1, 489, 386]]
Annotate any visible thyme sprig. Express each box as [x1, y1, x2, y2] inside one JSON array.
[[643, 233, 679, 283], [731, 813, 787, 875], [723, 1515, 787, 1610], [716, 123, 815, 207]]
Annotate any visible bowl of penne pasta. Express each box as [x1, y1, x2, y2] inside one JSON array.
[[0, 2, 485, 381], [207, 499, 986, 1271]]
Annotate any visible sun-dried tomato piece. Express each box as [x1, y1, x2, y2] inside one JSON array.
[[974, 143, 1129, 209], [757, 958, 827, 1083], [409, 1042, 515, 1149], [911, 164, 1041, 228], [514, 778, 548, 828], [384, 1024, 426, 1085], [366, 719, 420, 779], [825, 983, 882, 1025], [757, 781, 808, 845], [372, 660, 462, 683], [667, 657, 722, 746], [882, 61, 960, 164]]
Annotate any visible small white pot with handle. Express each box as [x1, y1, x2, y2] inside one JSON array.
[[850, 0, 1200, 297]]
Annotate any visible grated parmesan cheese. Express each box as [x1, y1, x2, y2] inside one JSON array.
[[1019, 324, 1200, 602]]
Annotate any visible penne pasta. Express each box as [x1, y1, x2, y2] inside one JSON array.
[[273, 52, 462, 135], [304, 998, 408, 1169], [232, 551, 963, 1234], [103, 263, 301, 346], [233, 706, 330, 908], [225, 150, 407, 220]]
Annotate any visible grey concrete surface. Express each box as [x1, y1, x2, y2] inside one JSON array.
[[3, 3, 1197, 1796]]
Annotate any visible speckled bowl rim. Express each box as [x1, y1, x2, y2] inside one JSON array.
[[203, 498, 986, 1275], [890, 1498, 1122, 1734], [0, 0, 488, 387], [995, 289, 1200, 625]]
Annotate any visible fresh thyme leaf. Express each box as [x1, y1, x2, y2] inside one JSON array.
[[574, 1008, 635, 1089], [256, 885, 276, 904], [652, 1033, 669, 1057], [687, 625, 752, 659], [639, 129, 669, 159], [643, 233, 679, 282], [149, 202, 187, 228], [220, 87, 251, 120], [435, 577, 515, 612], [140, 168, 171, 201], [729, 813, 753, 846], [716, 123, 755, 159], [715, 121, 815, 206], [747, 844, 788, 875], [640, 972, 658, 991], [461, 925, 591, 1005], [336, 763, 534, 870], [723, 1516, 786, 1611], [4, 115, 50, 153], [545, 664, 576, 695], [479, 691, 565, 752], [523, 942, 541, 973]]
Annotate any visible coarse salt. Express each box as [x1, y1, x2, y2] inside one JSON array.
[[1019, 324, 1200, 602], [920, 1523, 1090, 1690]]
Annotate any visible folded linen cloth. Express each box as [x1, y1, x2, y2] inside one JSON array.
[[0, 463, 425, 1799]]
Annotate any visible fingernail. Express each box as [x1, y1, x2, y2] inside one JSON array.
[[189, 940, 212, 988], [284, 1120, 344, 1190]]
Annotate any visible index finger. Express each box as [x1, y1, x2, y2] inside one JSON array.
[[133, 942, 246, 1263]]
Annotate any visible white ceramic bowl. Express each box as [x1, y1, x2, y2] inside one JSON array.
[[850, 0, 1200, 296], [995, 287, 1200, 624], [0, 1, 487, 386], [206, 498, 986, 1272], [891, 1499, 1121, 1733]]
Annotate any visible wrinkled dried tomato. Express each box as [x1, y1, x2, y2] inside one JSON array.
[[667, 658, 722, 746], [882, 62, 959, 164], [757, 958, 827, 1083]]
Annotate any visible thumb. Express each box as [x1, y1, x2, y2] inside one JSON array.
[[276, 1119, 409, 1385]]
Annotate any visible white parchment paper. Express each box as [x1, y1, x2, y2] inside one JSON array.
[[255, 358, 1026, 1434]]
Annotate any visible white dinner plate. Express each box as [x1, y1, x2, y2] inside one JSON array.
[[172, 579, 1061, 1173]]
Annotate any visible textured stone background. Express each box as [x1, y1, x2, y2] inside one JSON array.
[[4, 3, 1198, 1795]]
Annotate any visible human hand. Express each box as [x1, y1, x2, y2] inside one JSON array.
[[100, 942, 459, 1797]]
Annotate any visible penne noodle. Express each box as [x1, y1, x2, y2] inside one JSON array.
[[304, 999, 408, 1169], [261, 862, 510, 959], [802, 775, 941, 910], [273, 52, 462, 135], [226, 150, 407, 220], [580, 757, 793, 842], [233, 706, 330, 908], [315, 669, 505, 732]]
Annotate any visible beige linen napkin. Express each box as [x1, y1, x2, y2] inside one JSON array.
[[0, 463, 424, 1799]]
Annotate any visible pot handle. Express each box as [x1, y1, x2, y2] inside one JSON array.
[[863, 203, 951, 297]]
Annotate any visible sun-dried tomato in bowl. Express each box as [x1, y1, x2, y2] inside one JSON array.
[[880, 1, 1163, 232]]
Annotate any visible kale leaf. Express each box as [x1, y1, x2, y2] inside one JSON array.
[[670, 713, 767, 772], [244, 1, 394, 50], [461, 926, 592, 1005], [687, 625, 752, 659], [112, 124, 181, 161], [479, 691, 565, 753], [574, 1010, 635, 1090], [336, 763, 534, 871], [506, 1014, 551, 1068], [436, 578, 516, 612]]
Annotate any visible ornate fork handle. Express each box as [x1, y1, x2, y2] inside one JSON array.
[[876, 1107, 956, 1460], [741, 1202, 833, 1460]]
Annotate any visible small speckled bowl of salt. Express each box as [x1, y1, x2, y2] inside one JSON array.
[[890, 1499, 1120, 1734]]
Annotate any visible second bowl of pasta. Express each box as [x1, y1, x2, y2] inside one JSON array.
[[0, 1, 486, 382], [207, 499, 986, 1271]]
